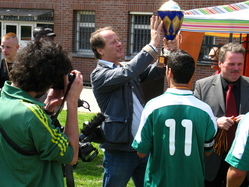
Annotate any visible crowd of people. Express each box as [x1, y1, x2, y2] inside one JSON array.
[[0, 15, 249, 187]]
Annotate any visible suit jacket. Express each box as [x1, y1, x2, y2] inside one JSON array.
[[91, 45, 165, 152], [194, 74, 249, 181]]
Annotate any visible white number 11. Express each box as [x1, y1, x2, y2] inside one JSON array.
[[165, 119, 193, 156]]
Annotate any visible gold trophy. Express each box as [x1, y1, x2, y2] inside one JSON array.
[[158, 0, 184, 40], [157, 0, 184, 63]]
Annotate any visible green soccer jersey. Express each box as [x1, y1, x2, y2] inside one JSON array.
[[225, 113, 249, 171], [132, 88, 217, 187], [0, 82, 73, 187]]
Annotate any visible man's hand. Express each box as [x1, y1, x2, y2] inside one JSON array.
[[217, 116, 236, 131], [233, 115, 244, 124], [149, 15, 163, 47], [137, 151, 147, 158], [163, 37, 178, 51], [44, 70, 83, 113], [44, 89, 64, 113], [66, 70, 83, 103]]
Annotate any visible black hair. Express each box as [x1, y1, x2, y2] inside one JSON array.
[[167, 49, 195, 84], [10, 40, 72, 93]]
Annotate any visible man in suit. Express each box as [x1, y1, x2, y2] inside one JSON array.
[[194, 43, 249, 187]]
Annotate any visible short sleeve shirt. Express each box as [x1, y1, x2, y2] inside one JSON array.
[[132, 88, 217, 187], [225, 113, 249, 171]]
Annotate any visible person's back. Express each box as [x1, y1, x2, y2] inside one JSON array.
[[139, 89, 216, 186], [0, 40, 83, 187], [0, 94, 65, 186], [132, 49, 217, 187]]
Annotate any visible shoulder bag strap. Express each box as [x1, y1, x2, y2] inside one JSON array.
[[0, 125, 38, 156]]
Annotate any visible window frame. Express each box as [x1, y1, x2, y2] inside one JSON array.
[[197, 36, 216, 65], [127, 12, 153, 59], [74, 10, 95, 57]]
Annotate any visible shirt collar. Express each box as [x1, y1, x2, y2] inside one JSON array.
[[166, 88, 193, 95], [220, 75, 241, 89], [98, 59, 116, 69], [1, 81, 45, 107]]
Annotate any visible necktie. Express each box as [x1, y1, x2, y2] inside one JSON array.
[[226, 83, 237, 117], [214, 83, 238, 155], [225, 83, 237, 148]]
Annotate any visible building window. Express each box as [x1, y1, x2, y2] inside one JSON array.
[[198, 36, 215, 65], [129, 12, 152, 56], [0, 9, 53, 22], [75, 11, 95, 54]]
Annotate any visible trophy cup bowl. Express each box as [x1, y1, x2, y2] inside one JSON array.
[[158, 0, 184, 40]]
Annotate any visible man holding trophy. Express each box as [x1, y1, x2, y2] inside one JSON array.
[[90, 9, 179, 187]]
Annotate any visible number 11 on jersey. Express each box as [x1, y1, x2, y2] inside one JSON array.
[[165, 119, 193, 156]]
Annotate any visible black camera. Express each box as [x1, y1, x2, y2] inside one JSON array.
[[78, 113, 105, 162], [53, 72, 76, 90]]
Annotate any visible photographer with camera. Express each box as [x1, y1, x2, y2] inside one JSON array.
[[0, 40, 83, 187]]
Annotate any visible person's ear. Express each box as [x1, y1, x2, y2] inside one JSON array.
[[218, 61, 222, 68], [166, 67, 172, 78], [97, 48, 104, 56], [168, 67, 173, 76]]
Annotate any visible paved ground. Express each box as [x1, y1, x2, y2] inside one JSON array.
[[63, 87, 101, 113], [78, 87, 101, 113]]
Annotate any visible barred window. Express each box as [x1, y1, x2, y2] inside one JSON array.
[[75, 11, 95, 53], [129, 13, 152, 55]]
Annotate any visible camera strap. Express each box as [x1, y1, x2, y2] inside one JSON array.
[[0, 125, 38, 156], [52, 75, 74, 126], [50, 75, 76, 187], [65, 164, 75, 187]]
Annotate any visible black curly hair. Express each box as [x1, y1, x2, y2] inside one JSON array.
[[10, 40, 72, 93]]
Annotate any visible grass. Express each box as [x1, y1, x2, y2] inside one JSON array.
[[58, 110, 134, 187]]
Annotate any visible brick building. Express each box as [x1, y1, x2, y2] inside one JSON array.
[[0, 0, 245, 93]]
